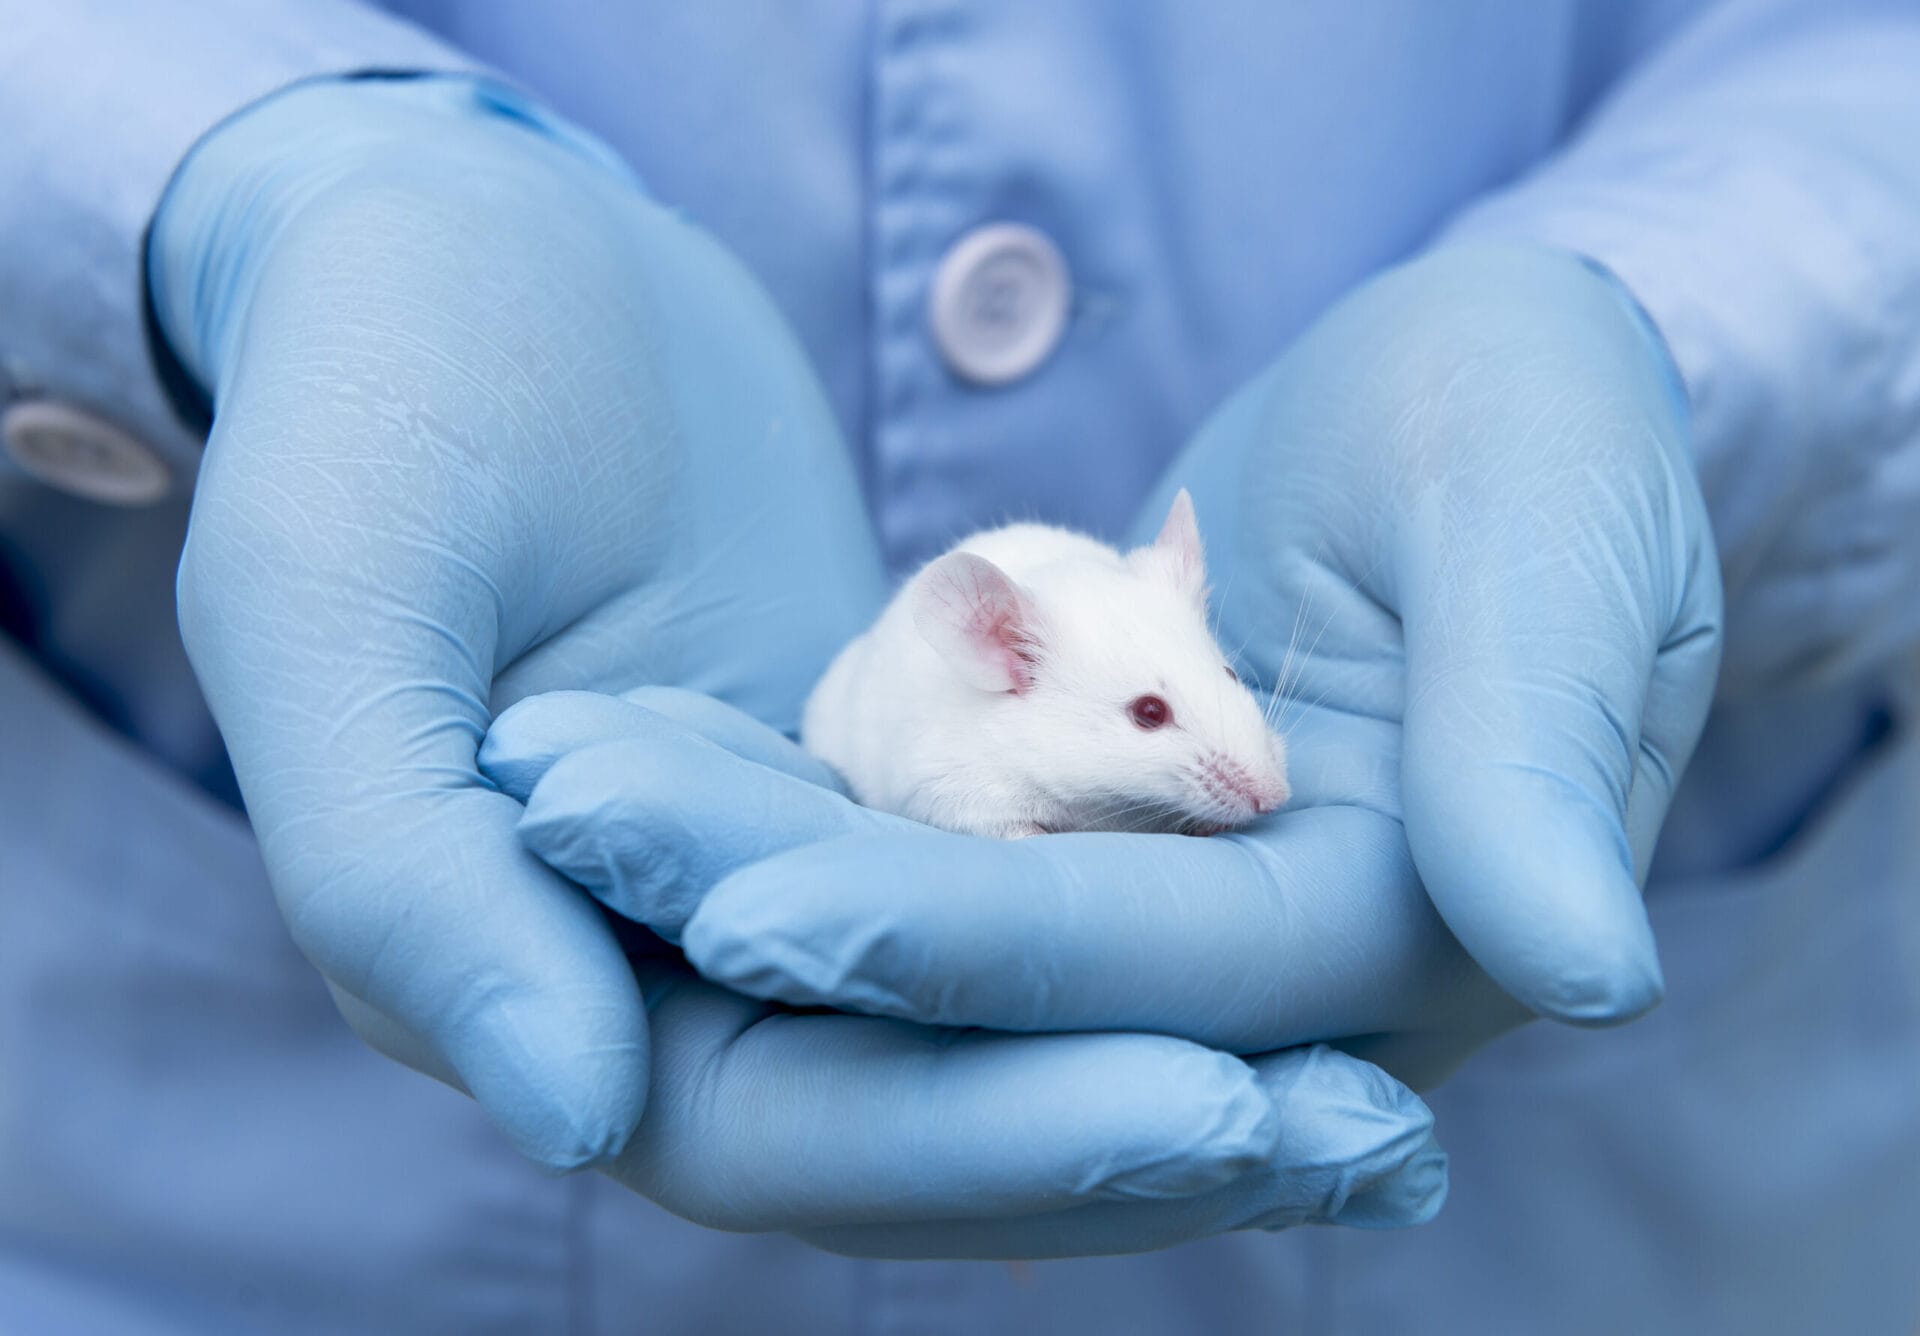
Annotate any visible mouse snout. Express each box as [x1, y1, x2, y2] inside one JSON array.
[[1197, 754, 1289, 819], [1259, 735, 1291, 813], [1244, 762, 1289, 815], [1253, 769, 1290, 815]]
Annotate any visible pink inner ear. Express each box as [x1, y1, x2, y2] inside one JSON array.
[[913, 551, 1040, 694], [1153, 488, 1207, 597], [972, 603, 1037, 693]]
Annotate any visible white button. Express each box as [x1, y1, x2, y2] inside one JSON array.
[[929, 223, 1071, 386], [2, 400, 170, 505]]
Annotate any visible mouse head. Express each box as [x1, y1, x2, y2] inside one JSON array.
[[912, 490, 1289, 834]]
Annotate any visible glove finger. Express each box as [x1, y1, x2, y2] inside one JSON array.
[[793, 1046, 1445, 1258], [502, 711, 1523, 1069], [505, 731, 906, 939], [1623, 588, 1723, 879], [1393, 260, 1710, 1026], [680, 808, 1518, 1054], [179, 517, 649, 1172], [611, 962, 1311, 1232], [481, 688, 842, 802], [1399, 569, 1664, 1025], [325, 981, 468, 1091], [309, 789, 650, 1170], [621, 684, 848, 793], [1399, 485, 1720, 1026]]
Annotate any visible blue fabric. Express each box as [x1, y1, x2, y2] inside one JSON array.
[[3, 1, 1920, 1332]]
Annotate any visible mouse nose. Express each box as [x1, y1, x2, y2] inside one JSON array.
[[1252, 775, 1290, 815], [1200, 757, 1289, 817]]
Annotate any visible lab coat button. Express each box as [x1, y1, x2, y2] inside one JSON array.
[[2, 399, 169, 505], [929, 223, 1071, 386]]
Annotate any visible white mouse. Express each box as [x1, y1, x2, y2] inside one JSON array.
[[802, 490, 1290, 839]]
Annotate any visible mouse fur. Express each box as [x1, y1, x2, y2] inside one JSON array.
[[802, 491, 1289, 838]]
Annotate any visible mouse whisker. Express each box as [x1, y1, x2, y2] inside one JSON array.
[[1274, 593, 1324, 705], [1081, 792, 1189, 833], [1268, 585, 1313, 712], [1276, 666, 1345, 738], [1271, 594, 1339, 735], [1083, 793, 1178, 822], [1274, 624, 1335, 727], [1273, 537, 1393, 733]]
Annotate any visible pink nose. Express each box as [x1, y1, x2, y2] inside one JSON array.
[[1201, 758, 1290, 816], [1251, 775, 1290, 815]]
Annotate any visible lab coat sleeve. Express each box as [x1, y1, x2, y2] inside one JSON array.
[[1443, 0, 1920, 698], [0, 1, 480, 480]]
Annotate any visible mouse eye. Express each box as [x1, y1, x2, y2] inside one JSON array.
[[1223, 666, 1238, 682], [1127, 694, 1172, 730]]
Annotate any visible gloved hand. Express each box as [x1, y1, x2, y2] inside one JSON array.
[[154, 75, 1445, 1254], [482, 687, 1445, 1254], [147, 73, 881, 1165], [485, 245, 1724, 1090]]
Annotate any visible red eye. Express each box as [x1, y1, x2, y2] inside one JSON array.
[[1128, 694, 1172, 730], [1223, 666, 1238, 682]]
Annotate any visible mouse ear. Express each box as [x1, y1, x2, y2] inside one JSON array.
[[912, 551, 1042, 694], [1144, 487, 1207, 602]]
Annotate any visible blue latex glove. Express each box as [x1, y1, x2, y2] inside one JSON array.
[[481, 687, 1445, 1253], [148, 74, 878, 1166], [488, 246, 1724, 1089], [154, 75, 1444, 1253]]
